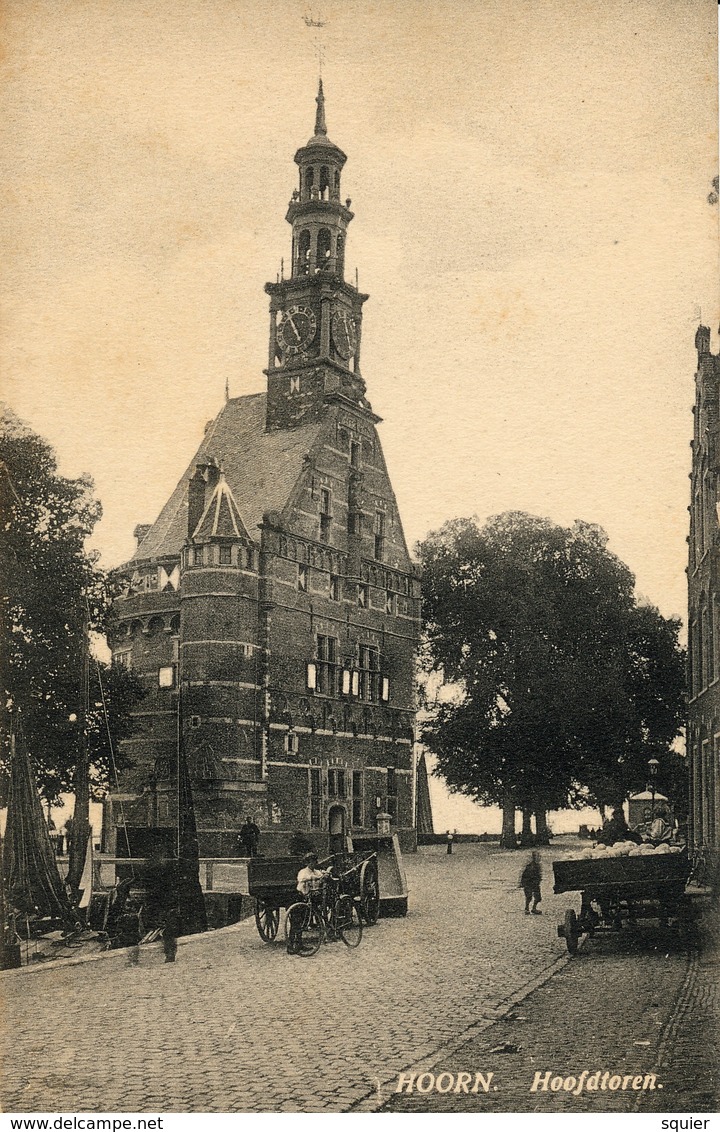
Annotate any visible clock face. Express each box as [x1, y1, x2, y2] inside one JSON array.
[[278, 304, 317, 356], [331, 309, 357, 360]]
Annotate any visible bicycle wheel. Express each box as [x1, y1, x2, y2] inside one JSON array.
[[285, 901, 324, 956], [359, 858, 380, 925], [335, 895, 362, 948]]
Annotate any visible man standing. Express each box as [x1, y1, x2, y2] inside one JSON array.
[[238, 816, 261, 857]]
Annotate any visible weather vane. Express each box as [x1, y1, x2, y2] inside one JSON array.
[[303, 8, 327, 74]]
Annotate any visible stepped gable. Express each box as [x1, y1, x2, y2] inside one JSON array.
[[132, 391, 324, 561]]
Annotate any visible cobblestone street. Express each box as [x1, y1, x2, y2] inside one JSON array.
[[1, 842, 715, 1113]]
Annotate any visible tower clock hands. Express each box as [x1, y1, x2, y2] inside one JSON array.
[[278, 304, 317, 356]]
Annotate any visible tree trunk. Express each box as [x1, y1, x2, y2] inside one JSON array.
[[500, 791, 517, 849], [520, 805, 534, 846], [534, 807, 550, 845], [67, 606, 91, 894]]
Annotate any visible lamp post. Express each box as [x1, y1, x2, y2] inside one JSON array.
[[648, 758, 660, 819]]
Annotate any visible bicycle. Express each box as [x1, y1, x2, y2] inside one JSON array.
[[284, 873, 363, 956]]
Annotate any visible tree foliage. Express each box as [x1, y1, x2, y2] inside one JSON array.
[[418, 512, 686, 841], [0, 405, 143, 806]]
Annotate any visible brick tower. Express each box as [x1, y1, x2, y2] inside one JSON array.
[[107, 84, 421, 860]]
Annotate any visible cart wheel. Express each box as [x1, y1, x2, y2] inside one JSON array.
[[255, 901, 280, 942], [359, 859, 380, 925], [335, 895, 363, 948], [564, 908, 579, 955], [285, 901, 324, 957]]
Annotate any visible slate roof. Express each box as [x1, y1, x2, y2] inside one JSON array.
[[131, 392, 324, 562]]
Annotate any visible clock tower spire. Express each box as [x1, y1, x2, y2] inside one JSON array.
[[264, 82, 371, 430]]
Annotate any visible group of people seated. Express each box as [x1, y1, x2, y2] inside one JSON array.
[[596, 804, 676, 847]]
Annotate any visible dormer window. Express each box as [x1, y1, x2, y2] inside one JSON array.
[[219, 544, 232, 565]]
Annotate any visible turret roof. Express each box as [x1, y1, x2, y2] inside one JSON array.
[[191, 469, 251, 541]]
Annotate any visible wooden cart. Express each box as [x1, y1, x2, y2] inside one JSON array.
[[247, 851, 379, 942], [553, 850, 694, 955]]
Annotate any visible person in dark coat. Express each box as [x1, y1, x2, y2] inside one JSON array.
[[596, 806, 642, 846], [238, 817, 261, 857], [143, 854, 180, 963], [520, 851, 542, 915]]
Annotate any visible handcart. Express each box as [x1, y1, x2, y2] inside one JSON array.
[[247, 851, 379, 942]]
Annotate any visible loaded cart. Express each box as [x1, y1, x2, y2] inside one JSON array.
[[553, 850, 694, 955], [247, 851, 379, 943]]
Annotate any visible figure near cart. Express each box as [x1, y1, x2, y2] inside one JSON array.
[[520, 850, 543, 915]]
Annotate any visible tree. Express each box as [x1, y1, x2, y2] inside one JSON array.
[[0, 407, 143, 884], [418, 512, 686, 847]]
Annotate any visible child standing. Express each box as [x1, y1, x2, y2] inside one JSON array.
[[520, 851, 542, 915]]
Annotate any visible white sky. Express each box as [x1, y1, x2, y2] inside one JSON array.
[[1, 1, 718, 828]]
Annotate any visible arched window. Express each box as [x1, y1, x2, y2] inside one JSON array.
[[334, 170, 340, 197], [304, 167, 314, 198], [319, 166, 330, 200], [336, 233, 345, 275], [317, 228, 332, 269], [297, 229, 311, 275]]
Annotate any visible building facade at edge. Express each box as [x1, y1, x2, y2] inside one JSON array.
[[688, 324, 720, 870], [105, 84, 421, 858]]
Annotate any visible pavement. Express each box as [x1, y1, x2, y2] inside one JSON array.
[[1, 840, 717, 1114]]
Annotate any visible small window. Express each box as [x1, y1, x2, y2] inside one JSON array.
[[306, 661, 317, 691], [190, 715, 201, 729], [357, 583, 368, 608], [320, 488, 331, 514], [219, 545, 232, 565], [351, 670, 360, 697], [158, 666, 175, 688], [310, 766, 322, 828], [385, 591, 396, 615], [342, 669, 351, 695], [316, 635, 338, 695], [387, 767, 397, 820], [114, 649, 132, 670], [359, 644, 380, 702], [191, 546, 204, 567], [320, 513, 331, 543], [374, 512, 385, 560], [285, 731, 299, 756], [245, 546, 255, 570], [350, 440, 360, 467], [352, 770, 363, 826], [330, 575, 340, 601], [328, 767, 346, 798], [298, 563, 308, 592], [381, 676, 390, 702]]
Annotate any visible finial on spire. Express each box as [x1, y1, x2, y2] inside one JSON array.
[[314, 78, 327, 137]]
